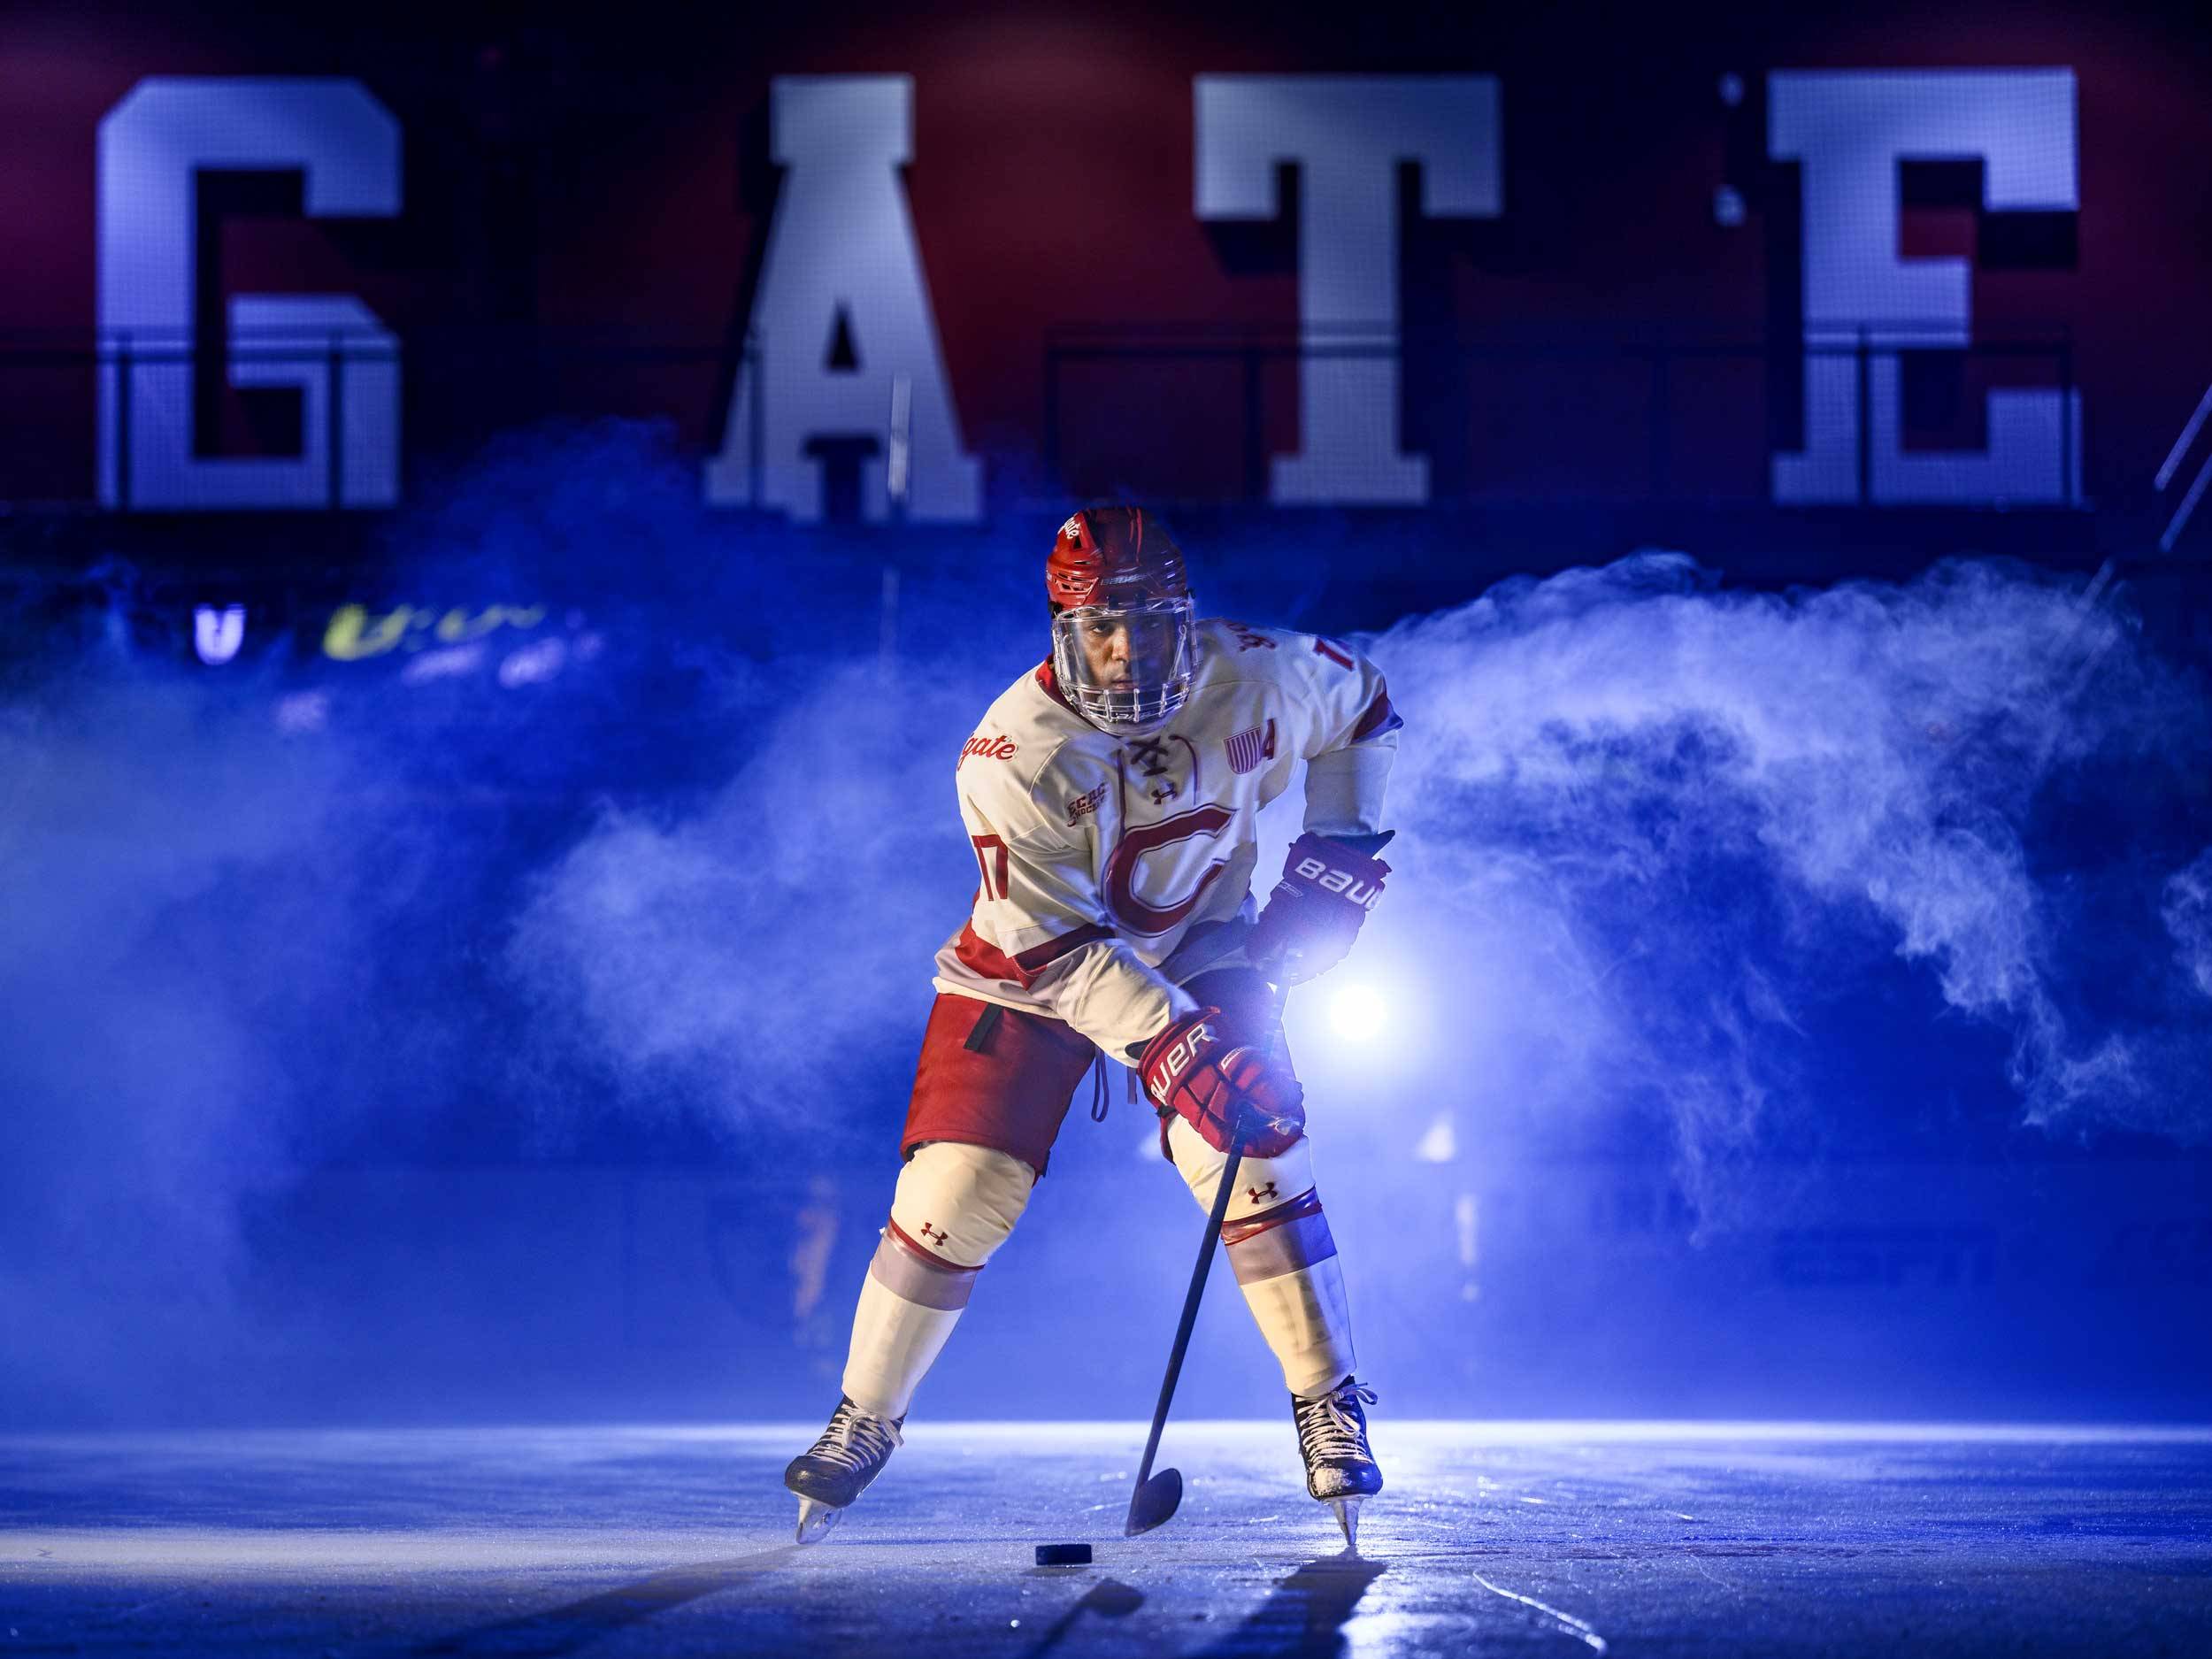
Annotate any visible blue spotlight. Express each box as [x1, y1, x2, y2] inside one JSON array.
[[1328, 982, 1388, 1042]]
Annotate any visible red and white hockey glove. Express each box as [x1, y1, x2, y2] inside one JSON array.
[[1246, 831, 1393, 984], [1138, 1007, 1305, 1157]]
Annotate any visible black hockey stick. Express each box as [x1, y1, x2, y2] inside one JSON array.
[[1125, 978, 1291, 1538]]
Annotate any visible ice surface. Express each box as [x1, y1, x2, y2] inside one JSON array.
[[3, 1421, 2208, 1655]]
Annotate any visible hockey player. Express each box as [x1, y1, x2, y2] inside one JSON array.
[[786, 505, 1402, 1547]]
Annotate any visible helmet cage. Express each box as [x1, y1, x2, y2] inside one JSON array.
[[1050, 596, 1196, 737]]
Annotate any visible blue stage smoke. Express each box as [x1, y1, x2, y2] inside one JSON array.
[[2, 424, 2206, 1425], [2166, 849, 2212, 1000], [1358, 554, 2212, 1217]]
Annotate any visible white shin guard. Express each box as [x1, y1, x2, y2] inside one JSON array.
[[1164, 1117, 1357, 1397], [839, 1142, 1034, 1422], [1238, 1255, 1356, 1399], [841, 1272, 963, 1422]]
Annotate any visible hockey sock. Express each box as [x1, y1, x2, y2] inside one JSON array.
[[839, 1142, 1033, 1420], [1224, 1190, 1357, 1397], [1163, 1118, 1357, 1398], [841, 1238, 973, 1420]]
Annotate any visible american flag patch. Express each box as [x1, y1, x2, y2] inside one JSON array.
[[1225, 719, 1275, 774]]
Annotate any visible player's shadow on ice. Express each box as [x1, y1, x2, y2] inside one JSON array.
[[411, 1546, 798, 1658], [1186, 1555, 1388, 1659]]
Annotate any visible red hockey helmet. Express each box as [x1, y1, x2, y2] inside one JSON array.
[[1046, 507, 1197, 737], [1047, 506, 1190, 611]]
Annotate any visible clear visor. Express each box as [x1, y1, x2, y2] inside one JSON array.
[[1050, 597, 1196, 736]]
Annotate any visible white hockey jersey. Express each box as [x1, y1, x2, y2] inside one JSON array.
[[933, 618, 1402, 1058]]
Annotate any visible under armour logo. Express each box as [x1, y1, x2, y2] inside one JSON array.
[[918, 1222, 949, 1246], [1149, 781, 1179, 805], [1247, 1180, 1279, 1204]]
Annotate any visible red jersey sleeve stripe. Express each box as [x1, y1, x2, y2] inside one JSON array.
[[1350, 680, 1403, 741]]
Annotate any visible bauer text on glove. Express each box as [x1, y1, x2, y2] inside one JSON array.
[[1137, 1007, 1305, 1157], [1246, 831, 1391, 983]]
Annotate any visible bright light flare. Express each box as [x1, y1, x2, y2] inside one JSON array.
[[1327, 982, 1388, 1042]]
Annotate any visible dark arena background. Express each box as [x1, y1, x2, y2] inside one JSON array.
[[4, 0, 2210, 1653]]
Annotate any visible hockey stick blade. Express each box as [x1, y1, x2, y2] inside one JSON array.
[[1125, 1466, 1184, 1536]]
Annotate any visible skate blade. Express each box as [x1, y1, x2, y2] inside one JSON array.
[[1329, 1496, 1363, 1552], [794, 1496, 843, 1545]]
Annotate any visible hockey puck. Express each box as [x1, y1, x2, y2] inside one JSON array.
[[1033, 1543, 1092, 1566]]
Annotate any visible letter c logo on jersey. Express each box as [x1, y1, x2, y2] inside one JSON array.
[[1105, 803, 1234, 936]]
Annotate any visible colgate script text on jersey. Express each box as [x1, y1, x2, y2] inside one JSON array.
[[959, 735, 1019, 767]]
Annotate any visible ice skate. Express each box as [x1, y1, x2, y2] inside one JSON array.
[[1293, 1377, 1382, 1550], [784, 1395, 904, 1543]]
